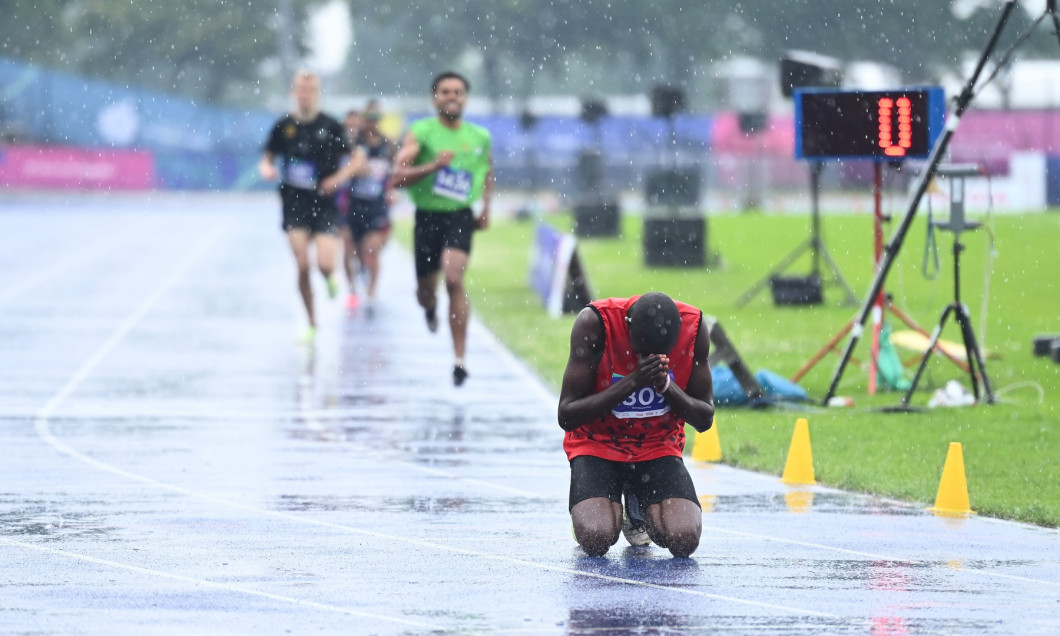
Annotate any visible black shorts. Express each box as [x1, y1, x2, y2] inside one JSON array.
[[347, 198, 390, 243], [280, 186, 338, 235], [568, 455, 700, 512], [413, 208, 474, 278]]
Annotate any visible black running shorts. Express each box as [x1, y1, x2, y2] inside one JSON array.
[[280, 186, 339, 235], [347, 198, 390, 243], [413, 208, 475, 278], [568, 455, 700, 512]]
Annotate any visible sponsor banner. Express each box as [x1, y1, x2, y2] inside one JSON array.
[[528, 223, 577, 317], [0, 145, 155, 190], [1048, 155, 1060, 207]]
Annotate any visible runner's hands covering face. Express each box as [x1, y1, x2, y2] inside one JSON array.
[[631, 354, 670, 392]]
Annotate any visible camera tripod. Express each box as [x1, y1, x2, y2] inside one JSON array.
[[736, 162, 858, 307], [899, 164, 995, 406]]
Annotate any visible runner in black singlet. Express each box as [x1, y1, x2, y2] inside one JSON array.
[[259, 71, 366, 342]]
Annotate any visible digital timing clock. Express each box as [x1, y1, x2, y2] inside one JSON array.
[[794, 87, 946, 161]]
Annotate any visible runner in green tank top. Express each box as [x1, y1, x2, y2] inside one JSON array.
[[392, 71, 494, 387], [404, 117, 492, 212]]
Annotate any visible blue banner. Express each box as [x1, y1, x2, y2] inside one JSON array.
[[0, 57, 272, 189], [528, 223, 577, 317], [1048, 156, 1060, 207]]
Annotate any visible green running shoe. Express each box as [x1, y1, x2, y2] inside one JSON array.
[[298, 325, 317, 344], [325, 275, 340, 300]]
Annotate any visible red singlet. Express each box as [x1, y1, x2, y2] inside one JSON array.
[[563, 296, 702, 462]]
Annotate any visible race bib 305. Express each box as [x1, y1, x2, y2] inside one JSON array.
[[610, 372, 673, 419]]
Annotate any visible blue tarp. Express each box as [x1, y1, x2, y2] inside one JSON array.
[[711, 365, 811, 407]]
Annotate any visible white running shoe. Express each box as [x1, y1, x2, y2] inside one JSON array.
[[622, 490, 651, 547]]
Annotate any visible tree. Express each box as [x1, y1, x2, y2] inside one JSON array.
[[343, 1, 1052, 105], [2, 0, 321, 104], [726, 0, 1050, 83], [2, 0, 75, 67], [346, 0, 581, 108]]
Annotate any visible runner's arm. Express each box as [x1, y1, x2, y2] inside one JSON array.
[[319, 146, 367, 195], [258, 151, 279, 181], [476, 152, 494, 230], [390, 131, 450, 188], [657, 315, 715, 432], [558, 308, 669, 431]]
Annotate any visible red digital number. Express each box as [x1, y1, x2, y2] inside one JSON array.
[[878, 96, 913, 157]]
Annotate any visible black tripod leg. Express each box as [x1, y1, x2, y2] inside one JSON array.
[[1051, 3, 1060, 52], [815, 239, 859, 306], [735, 238, 812, 307], [901, 305, 956, 406], [954, 304, 996, 404]]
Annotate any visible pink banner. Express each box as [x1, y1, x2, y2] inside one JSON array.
[[0, 145, 155, 190], [711, 113, 795, 156]]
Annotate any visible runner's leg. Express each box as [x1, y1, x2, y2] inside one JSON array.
[[314, 232, 337, 281], [361, 230, 385, 301], [569, 457, 626, 557], [414, 212, 442, 331], [340, 225, 357, 293], [287, 228, 314, 327], [631, 457, 702, 557], [442, 247, 469, 360], [416, 273, 439, 321], [646, 499, 702, 558], [570, 498, 623, 557]]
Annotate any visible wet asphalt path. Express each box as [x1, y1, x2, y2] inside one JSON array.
[[0, 193, 1058, 635]]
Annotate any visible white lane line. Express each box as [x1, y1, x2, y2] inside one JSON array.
[[24, 234, 832, 618], [0, 536, 444, 630], [4, 406, 345, 419], [34, 224, 226, 422], [394, 460, 547, 498], [702, 524, 1060, 588], [468, 315, 559, 407], [21, 402, 551, 499], [293, 427, 551, 498], [26, 230, 1045, 620], [0, 230, 133, 306], [34, 418, 833, 616], [6, 405, 547, 420]]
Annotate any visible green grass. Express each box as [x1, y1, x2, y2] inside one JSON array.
[[395, 209, 1060, 526]]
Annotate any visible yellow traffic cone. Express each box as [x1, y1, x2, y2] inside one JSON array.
[[784, 490, 814, 513], [698, 494, 717, 514], [781, 418, 816, 485], [692, 420, 722, 462], [929, 442, 974, 517]]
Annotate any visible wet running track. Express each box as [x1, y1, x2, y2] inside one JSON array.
[[1, 193, 1058, 635]]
